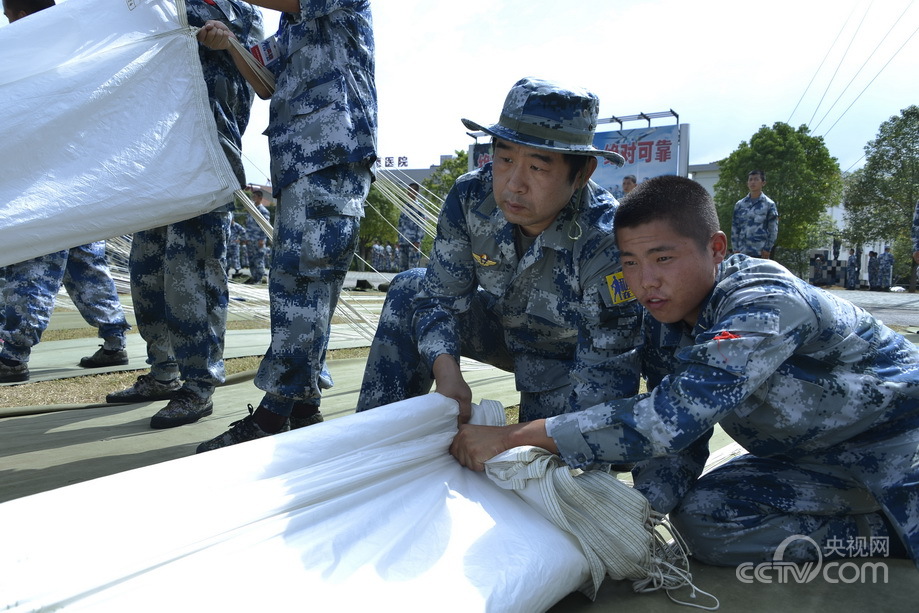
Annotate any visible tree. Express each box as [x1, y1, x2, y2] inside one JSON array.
[[714, 122, 843, 277], [354, 182, 399, 270], [843, 105, 919, 291], [419, 149, 469, 255]]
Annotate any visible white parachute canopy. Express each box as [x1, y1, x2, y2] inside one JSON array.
[[0, 0, 239, 267]]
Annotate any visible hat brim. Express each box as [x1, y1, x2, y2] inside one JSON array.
[[462, 118, 625, 167]]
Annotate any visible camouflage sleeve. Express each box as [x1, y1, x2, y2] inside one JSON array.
[[299, 0, 370, 21], [566, 230, 642, 410], [547, 283, 812, 469], [412, 181, 477, 369], [630, 430, 713, 514], [913, 200, 919, 253], [765, 199, 779, 251], [730, 200, 742, 251]]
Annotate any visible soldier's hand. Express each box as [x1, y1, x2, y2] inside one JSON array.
[[197, 20, 236, 51], [432, 354, 473, 423]]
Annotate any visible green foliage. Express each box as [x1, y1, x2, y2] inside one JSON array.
[[714, 122, 843, 275], [354, 182, 399, 270], [843, 105, 919, 289], [422, 150, 470, 202]]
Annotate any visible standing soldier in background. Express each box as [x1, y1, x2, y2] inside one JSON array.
[[912, 200, 919, 266], [867, 251, 880, 291], [194, 0, 377, 452], [245, 189, 271, 284], [396, 182, 425, 271], [879, 245, 894, 292], [845, 248, 858, 290], [621, 174, 637, 196], [106, 1, 263, 428], [227, 217, 248, 279], [0, 0, 131, 384], [731, 170, 778, 259]]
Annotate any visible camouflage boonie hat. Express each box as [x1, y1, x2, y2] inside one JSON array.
[[462, 77, 625, 167]]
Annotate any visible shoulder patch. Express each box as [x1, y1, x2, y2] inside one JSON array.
[[473, 252, 498, 267], [606, 271, 634, 304]]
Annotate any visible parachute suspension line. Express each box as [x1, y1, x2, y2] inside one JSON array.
[[807, 0, 874, 128], [812, 1, 914, 133], [822, 17, 919, 137], [787, 2, 858, 125]]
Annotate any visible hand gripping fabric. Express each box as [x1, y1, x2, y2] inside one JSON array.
[[485, 446, 720, 610]]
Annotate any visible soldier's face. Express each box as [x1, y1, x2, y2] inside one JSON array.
[[618, 220, 727, 327], [622, 177, 636, 193], [492, 139, 595, 237], [747, 174, 765, 196]]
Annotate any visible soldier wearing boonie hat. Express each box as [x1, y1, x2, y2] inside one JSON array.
[[357, 77, 641, 426]]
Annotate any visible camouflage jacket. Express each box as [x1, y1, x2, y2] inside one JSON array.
[[548, 255, 919, 504], [397, 204, 426, 245], [415, 164, 642, 411], [265, 0, 377, 194], [913, 200, 919, 253], [731, 193, 778, 256], [186, 0, 263, 195]]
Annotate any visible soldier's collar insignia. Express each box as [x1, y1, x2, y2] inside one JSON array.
[[606, 271, 635, 304], [473, 252, 499, 267]]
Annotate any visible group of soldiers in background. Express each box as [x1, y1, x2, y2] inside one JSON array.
[[227, 189, 272, 284], [845, 246, 895, 291]]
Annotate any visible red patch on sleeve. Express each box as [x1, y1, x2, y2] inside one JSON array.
[[713, 331, 741, 340]]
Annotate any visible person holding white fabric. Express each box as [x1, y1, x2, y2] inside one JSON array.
[[193, 1, 377, 452], [105, 1, 263, 429], [0, 0, 132, 384], [451, 175, 919, 569]]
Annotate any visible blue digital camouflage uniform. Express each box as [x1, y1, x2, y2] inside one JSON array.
[[731, 193, 778, 256], [846, 252, 859, 289], [252, 0, 377, 416], [547, 254, 919, 567], [370, 241, 385, 272], [356, 164, 642, 421], [227, 219, 247, 273], [867, 253, 880, 290], [913, 200, 919, 254], [396, 200, 425, 271], [245, 202, 270, 282], [127, 0, 261, 400], [879, 249, 894, 290], [0, 242, 129, 362]]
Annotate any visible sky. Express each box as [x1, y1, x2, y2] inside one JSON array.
[[238, 0, 919, 186], [5, 1, 917, 187]]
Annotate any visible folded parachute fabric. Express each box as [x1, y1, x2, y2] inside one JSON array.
[[0, 394, 592, 613], [0, 0, 239, 267], [485, 446, 719, 609]]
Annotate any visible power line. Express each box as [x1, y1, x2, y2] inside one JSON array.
[[822, 17, 919, 137], [808, 0, 874, 128], [787, 2, 859, 125], [813, 1, 914, 132]]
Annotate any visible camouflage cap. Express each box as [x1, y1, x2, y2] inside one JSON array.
[[462, 77, 625, 167]]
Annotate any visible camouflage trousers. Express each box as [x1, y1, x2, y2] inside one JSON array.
[[247, 238, 268, 282], [669, 410, 919, 568], [0, 242, 129, 362], [398, 243, 421, 271], [227, 241, 241, 271], [130, 211, 231, 400], [355, 268, 571, 421], [254, 164, 369, 415]]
